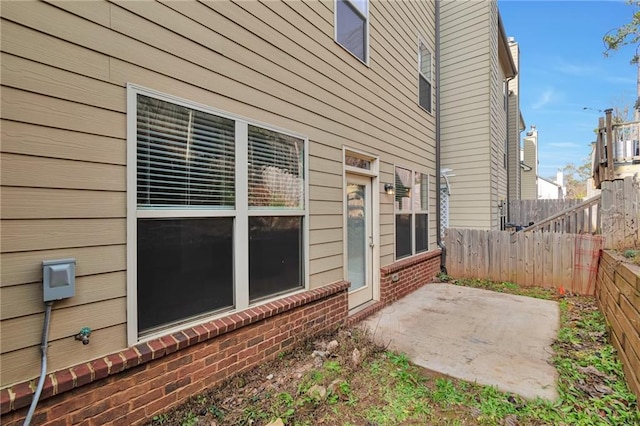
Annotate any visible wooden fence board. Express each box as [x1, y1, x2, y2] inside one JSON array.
[[542, 232, 553, 288], [533, 232, 543, 287], [562, 235, 574, 293], [508, 232, 518, 284], [524, 232, 534, 287]]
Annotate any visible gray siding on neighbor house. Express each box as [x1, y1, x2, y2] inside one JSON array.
[[0, 0, 436, 388]]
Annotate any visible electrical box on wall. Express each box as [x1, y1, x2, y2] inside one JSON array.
[[43, 258, 76, 302]]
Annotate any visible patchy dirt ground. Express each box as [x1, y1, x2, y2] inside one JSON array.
[[146, 327, 481, 426], [145, 284, 639, 426]]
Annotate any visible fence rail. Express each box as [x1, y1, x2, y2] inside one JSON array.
[[509, 199, 582, 226], [444, 229, 604, 295], [523, 195, 601, 234]]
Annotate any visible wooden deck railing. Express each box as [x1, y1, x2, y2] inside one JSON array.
[[523, 194, 601, 234], [592, 109, 640, 189]]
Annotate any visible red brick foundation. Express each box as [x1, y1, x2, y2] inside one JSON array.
[[1, 281, 348, 426], [347, 249, 442, 326]]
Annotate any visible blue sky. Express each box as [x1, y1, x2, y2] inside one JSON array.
[[499, 0, 638, 179]]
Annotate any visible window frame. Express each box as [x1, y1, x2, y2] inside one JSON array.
[[393, 166, 429, 260], [126, 84, 309, 345], [334, 0, 370, 65], [418, 38, 434, 114]]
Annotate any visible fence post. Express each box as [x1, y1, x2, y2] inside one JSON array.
[[605, 109, 614, 181]]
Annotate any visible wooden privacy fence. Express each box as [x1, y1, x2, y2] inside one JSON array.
[[445, 229, 605, 295], [509, 199, 582, 226]]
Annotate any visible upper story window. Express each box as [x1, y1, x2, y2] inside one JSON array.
[[336, 0, 368, 63], [418, 40, 433, 112], [394, 166, 429, 259]]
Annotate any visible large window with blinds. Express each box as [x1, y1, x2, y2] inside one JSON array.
[[394, 166, 429, 259], [128, 86, 307, 339]]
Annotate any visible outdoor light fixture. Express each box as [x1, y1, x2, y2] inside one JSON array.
[[384, 183, 394, 195]]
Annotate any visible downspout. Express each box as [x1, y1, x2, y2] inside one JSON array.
[[505, 76, 515, 225], [435, 0, 446, 273]]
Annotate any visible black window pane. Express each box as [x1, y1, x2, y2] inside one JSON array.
[[395, 214, 412, 259], [415, 213, 428, 253], [249, 216, 303, 301], [337, 0, 366, 62], [419, 76, 431, 111], [137, 218, 233, 332]]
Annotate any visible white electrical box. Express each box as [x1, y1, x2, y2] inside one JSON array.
[[43, 258, 76, 302]]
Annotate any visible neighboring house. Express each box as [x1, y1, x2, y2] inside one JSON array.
[[439, 0, 519, 230], [521, 125, 539, 200], [507, 38, 526, 209], [0, 1, 442, 423], [537, 171, 566, 200]]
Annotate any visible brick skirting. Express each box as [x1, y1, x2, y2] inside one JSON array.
[[380, 249, 442, 305], [0, 281, 349, 425]]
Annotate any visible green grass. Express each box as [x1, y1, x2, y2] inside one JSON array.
[[447, 277, 558, 300]]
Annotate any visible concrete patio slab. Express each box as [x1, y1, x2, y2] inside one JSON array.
[[360, 283, 559, 401]]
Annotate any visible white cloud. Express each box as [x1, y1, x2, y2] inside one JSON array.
[[547, 142, 581, 148], [554, 59, 598, 76], [531, 89, 555, 110], [605, 76, 636, 85]]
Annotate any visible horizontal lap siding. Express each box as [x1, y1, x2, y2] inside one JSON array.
[[440, 0, 491, 229], [489, 2, 507, 230], [0, 0, 436, 388]]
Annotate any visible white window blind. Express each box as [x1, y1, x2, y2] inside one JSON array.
[[136, 94, 235, 209], [248, 125, 304, 209]]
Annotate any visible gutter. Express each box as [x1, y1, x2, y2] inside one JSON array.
[[435, 0, 446, 273]]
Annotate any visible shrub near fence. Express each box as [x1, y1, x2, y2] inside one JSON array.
[[444, 229, 604, 295]]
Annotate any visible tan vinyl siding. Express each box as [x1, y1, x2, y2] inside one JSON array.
[[489, 1, 508, 230], [440, 0, 492, 229], [0, 0, 436, 387]]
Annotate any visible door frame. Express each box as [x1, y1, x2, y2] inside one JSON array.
[[343, 147, 380, 309]]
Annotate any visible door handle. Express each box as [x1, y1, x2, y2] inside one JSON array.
[[369, 236, 374, 248]]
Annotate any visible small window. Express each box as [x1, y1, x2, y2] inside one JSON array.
[[394, 167, 429, 259], [336, 0, 368, 63], [345, 154, 371, 170], [418, 40, 433, 112]]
